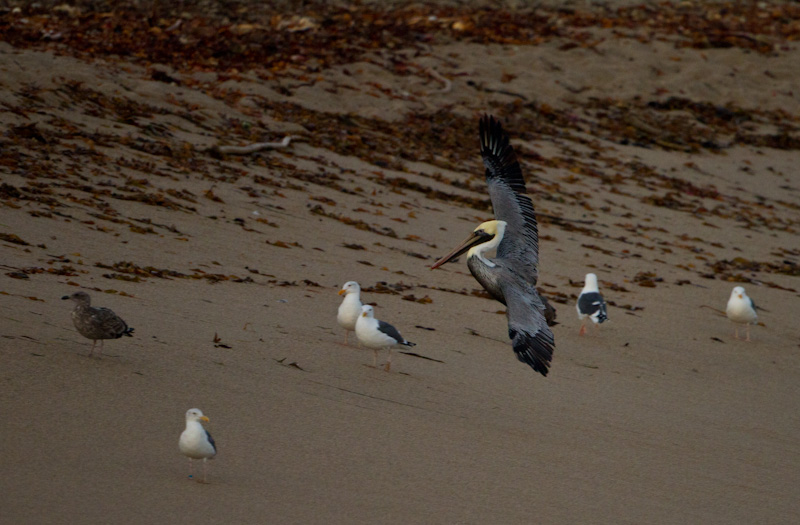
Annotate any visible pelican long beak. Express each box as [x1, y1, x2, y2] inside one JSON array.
[[338, 289, 345, 295], [200, 416, 210, 422], [431, 230, 494, 269]]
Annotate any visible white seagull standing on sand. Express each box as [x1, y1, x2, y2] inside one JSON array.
[[179, 408, 217, 483], [576, 273, 608, 336], [61, 291, 134, 357], [337, 281, 363, 345], [355, 305, 415, 371], [726, 286, 758, 341]]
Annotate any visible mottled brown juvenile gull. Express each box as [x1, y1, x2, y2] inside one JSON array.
[[179, 408, 217, 483], [61, 291, 134, 357]]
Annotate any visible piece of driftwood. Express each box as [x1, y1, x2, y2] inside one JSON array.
[[214, 135, 294, 155], [426, 67, 452, 93]]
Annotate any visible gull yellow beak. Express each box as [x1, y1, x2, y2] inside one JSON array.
[[338, 289, 345, 295], [738, 294, 743, 299], [200, 416, 210, 422], [362, 312, 367, 317]]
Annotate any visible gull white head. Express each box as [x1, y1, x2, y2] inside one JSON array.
[[360, 305, 374, 318], [583, 273, 599, 292], [185, 408, 209, 423], [731, 286, 746, 299], [339, 281, 361, 296], [62, 291, 91, 306]]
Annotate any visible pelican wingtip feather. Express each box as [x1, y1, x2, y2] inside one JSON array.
[[510, 327, 554, 377]]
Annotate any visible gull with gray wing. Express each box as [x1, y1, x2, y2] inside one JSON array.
[[337, 281, 363, 345], [577, 273, 608, 336], [726, 286, 758, 341], [355, 305, 415, 372], [179, 408, 217, 483]]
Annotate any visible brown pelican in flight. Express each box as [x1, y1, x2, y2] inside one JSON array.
[[431, 115, 555, 376]]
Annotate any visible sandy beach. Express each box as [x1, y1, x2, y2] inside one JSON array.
[[2, 1, 799, 523]]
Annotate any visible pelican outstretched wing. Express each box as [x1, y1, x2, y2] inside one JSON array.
[[502, 282, 554, 376], [479, 115, 540, 282]]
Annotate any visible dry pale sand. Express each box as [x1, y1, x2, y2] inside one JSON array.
[[1, 2, 799, 523]]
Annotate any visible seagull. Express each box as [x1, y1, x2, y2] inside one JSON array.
[[179, 408, 217, 483], [337, 281, 363, 345], [726, 286, 758, 341], [61, 291, 134, 357], [430, 115, 555, 376], [355, 305, 415, 372], [576, 273, 608, 336]]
